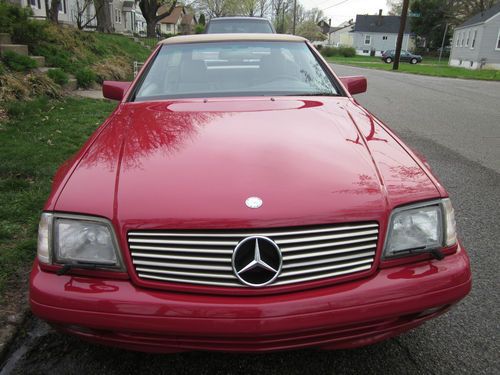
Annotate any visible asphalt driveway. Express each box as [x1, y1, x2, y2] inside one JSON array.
[[1, 66, 499, 375]]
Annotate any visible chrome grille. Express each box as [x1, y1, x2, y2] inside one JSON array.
[[128, 222, 379, 288]]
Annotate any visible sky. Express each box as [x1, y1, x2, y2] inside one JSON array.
[[299, 0, 390, 26]]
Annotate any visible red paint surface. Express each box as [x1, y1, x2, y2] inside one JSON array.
[[340, 76, 367, 95], [32, 40, 471, 351], [31, 246, 471, 352]]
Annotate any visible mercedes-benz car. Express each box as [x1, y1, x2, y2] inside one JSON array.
[[30, 34, 471, 353]]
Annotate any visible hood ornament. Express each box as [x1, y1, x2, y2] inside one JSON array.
[[245, 197, 263, 209]]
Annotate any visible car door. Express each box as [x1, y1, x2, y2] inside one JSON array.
[[400, 51, 410, 62]]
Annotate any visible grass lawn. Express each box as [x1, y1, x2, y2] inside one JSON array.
[[0, 97, 116, 300], [326, 55, 500, 81]]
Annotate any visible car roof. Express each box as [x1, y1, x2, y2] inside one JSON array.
[[160, 33, 306, 45], [209, 17, 271, 21]]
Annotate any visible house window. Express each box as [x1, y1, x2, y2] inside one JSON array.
[[455, 33, 459, 47], [58, 0, 66, 13], [29, 0, 40, 8], [465, 30, 470, 47], [114, 9, 121, 23], [364, 35, 371, 45], [496, 29, 500, 50], [471, 30, 477, 49], [382, 36, 388, 40], [460, 32, 464, 46]]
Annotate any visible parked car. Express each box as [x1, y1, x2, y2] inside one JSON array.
[[205, 17, 275, 33], [31, 33, 471, 353], [382, 49, 423, 64]]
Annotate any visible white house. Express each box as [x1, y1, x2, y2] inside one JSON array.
[[329, 20, 355, 47], [449, 3, 500, 70], [352, 11, 412, 56], [10, 0, 144, 34]]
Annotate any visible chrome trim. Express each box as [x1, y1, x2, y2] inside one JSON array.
[[128, 222, 378, 288]]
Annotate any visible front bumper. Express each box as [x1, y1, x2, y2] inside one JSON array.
[[30, 245, 471, 353]]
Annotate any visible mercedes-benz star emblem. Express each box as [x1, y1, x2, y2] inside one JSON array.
[[232, 236, 282, 287], [245, 197, 263, 209]]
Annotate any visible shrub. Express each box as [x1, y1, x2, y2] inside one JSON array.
[[320, 46, 356, 58], [195, 24, 205, 34], [75, 67, 96, 88], [11, 19, 49, 52], [47, 68, 69, 86], [321, 47, 338, 57], [1, 51, 37, 72], [339, 46, 356, 57], [0, 1, 32, 33]]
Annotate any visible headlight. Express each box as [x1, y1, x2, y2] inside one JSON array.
[[383, 199, 457, 258], [37, 213, 123, 270]]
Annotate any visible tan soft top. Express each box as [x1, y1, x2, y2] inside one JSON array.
[[159, 33, 306, 45]]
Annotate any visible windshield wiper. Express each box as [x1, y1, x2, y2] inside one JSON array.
[[285, 92, 340, 97]]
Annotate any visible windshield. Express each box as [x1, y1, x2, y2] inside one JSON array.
[[134, 41, 339, 101], [206, 19, 273, 33]]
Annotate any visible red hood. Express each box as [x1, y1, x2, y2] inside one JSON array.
[[54, 97, 441, 229]]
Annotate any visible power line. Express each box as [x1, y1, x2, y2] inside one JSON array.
[[319, 0, 354, 11]]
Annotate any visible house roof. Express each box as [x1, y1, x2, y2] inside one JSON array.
[[456, 2, 500, 29], [158, 5, 184, 24], [160, 33, 305, 45], [182, 14, 196, 25], [354, 15, 410, 34]]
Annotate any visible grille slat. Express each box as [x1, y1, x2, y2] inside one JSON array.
[[128, 222, 378, 288], [282, 251, 375, 269]]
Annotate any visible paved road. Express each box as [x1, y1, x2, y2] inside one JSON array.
[[1, 67, 499, 375]]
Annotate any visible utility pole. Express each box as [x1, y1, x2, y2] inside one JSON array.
[[439, 22, 449, 62], [292, 0, 297, 35], [393, 0, 410, 71]]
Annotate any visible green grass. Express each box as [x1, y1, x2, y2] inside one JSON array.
[[0, 97, 116, 299], [326, 55, 500, 81]]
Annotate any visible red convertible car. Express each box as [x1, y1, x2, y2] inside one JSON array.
[[30, 34, 471, 353]]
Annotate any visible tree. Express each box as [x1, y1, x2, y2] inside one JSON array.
[[198, 0, 240, 17], [410, 0, 452, 49], [198, 13, 206, 25], [94, 0, 113, 33], [74, 0, 98, 30], [139, 0, 177, 37], [296, 20, 326, 41], [44, 0, 61, 23]]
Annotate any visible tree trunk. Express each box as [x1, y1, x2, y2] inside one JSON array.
[[45, 0, 60, 23], [146, 21, 157, 38], [94, 0, 113, 33], [140, 0, 177, 38]]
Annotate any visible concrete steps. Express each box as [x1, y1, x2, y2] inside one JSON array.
[[63, 78, 77, 91], [1, 32, 77, 91], [30, 56, 45, 67], [0, 44, 29, 56]]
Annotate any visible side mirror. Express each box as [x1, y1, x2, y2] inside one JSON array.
[[340, 76, 367, 95], [102, 81, 132, 101]]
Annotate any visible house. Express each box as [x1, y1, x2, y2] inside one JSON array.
[[9, 0, 144, 34], [352, 10, 412, 56], [449, 2, 500, 70], [157, 5, 197, 35], [329, 20, 355, 47]]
